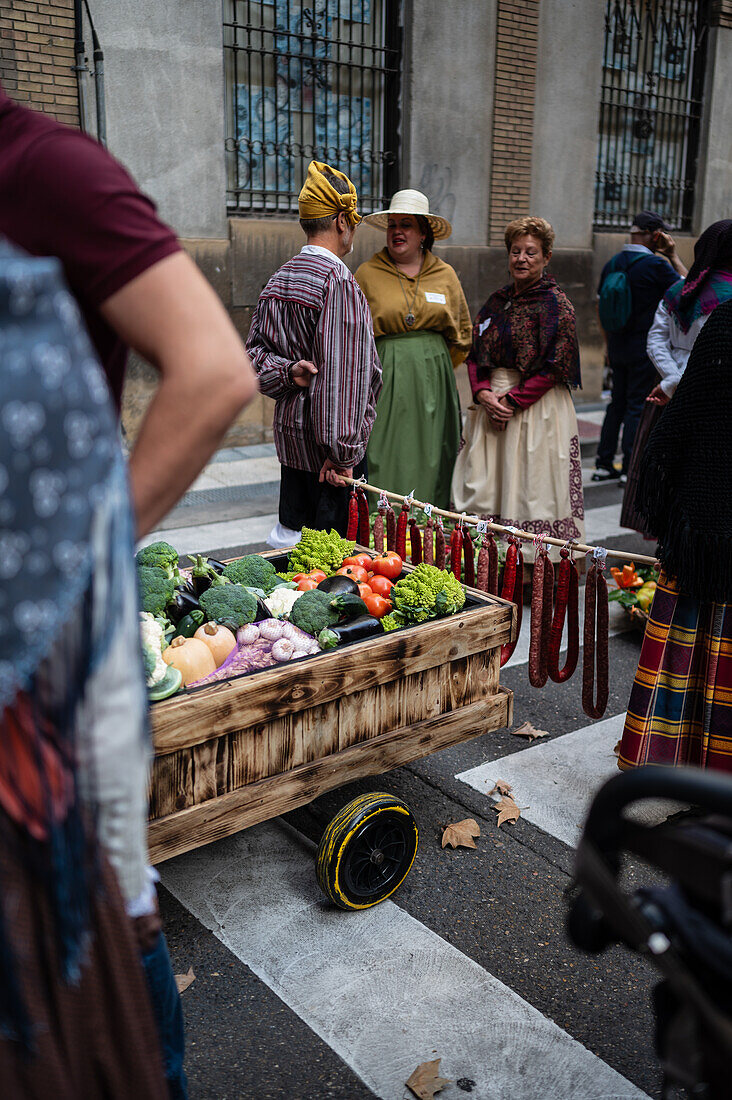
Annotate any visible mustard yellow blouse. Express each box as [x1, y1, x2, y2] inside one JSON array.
[[355, 248, 472, 368]]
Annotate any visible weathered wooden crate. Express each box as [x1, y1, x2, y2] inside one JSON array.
[[148, 574, 515, 864]]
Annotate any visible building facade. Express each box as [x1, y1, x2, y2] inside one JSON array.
[[2, 0, 731, 442]]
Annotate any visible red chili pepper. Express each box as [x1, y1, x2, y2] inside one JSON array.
[[435, 517, 446, 569], [462, 527, 475, 587], [423, 517, 434, 565], [500, 538, 524, 666], [346, 490, 358, 541], [409, 518, 422, 564], [450, 525, 464, 581], [547, 548, 579, 683], [396, 501, 409, 560], [385, 504, 397, 551], [373, 508, 385, 555], [356, 487, 370, 547], [582, 562, 609, 718]]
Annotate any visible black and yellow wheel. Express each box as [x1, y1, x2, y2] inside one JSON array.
[[315, 793, 418, 910]]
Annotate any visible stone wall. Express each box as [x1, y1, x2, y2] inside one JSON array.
[[0, 0, 79, 126]]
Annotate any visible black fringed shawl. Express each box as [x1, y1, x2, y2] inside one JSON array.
[[637, 297, 732, 602]]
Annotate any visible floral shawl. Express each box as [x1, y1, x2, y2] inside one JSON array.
[[468, 273, 581, 390]]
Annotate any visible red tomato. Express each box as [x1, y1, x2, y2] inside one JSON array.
[[369, 575, 394, 598], [336, 564, 369, 584], [364, 593, 391, 619], [342, 554, 373, 570], [357, 583, 373, 599], [370, 552, 402, 580], [297, 577, 319, 591], [292, 573, 309, 582], [308, 569, 327, 583]]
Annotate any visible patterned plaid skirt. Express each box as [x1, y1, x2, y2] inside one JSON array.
[[619, 573, 732, 772]]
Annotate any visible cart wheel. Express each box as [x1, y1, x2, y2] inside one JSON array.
[[316, 793, 418, 910]]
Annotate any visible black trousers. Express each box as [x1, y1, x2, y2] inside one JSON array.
[[278, 458, 367, 536], [596, 357, 657, 474]]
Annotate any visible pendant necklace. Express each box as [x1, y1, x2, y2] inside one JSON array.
[[393, 260, 423, 328]]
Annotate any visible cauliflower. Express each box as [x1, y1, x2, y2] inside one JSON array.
[[264, 587, 305, 618], [140, 612, 168, 687], [387, 563, 466, 628]]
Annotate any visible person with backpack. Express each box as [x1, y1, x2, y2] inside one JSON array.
[[593, 211, 686, 484]]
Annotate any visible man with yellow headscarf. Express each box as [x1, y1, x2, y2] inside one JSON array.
[[247, 162, 382, 545]]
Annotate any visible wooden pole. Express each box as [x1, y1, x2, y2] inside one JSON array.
[[344, 477, 659, 568]]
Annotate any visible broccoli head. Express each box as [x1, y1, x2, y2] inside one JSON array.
[[135, 540, 179, 578], [222, 554, 278, 594], [138, 566, 175, 616], [199, 583, 258, 628], [288, 589, 341, 637], [390, 563, 466, 624], [287, 528, 355, 576]]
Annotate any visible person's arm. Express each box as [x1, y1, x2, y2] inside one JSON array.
[[443, 275, 474, 368], [310, 275, 379, 470], [654, 232, 688, 278], [101, 251, 258, 537], [646, 300, 682, 396], [504, 372, 556, 409], [246, 303, 319, 398]]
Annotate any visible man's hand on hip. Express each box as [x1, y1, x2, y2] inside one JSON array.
[[291, 360, 318, 387], [318, 458, 353, 487]]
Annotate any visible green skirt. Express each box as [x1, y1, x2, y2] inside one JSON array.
[[367, 331, 461, 509]]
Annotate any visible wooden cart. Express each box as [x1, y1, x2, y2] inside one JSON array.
[[148, 555, 515, 907]]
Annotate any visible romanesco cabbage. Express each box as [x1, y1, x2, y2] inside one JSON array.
[[287, 528, 355, 576], [389, 563, 466, 625]]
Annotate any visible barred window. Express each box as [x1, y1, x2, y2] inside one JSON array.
[[594, 0, 711, 231], [223, 0, 401, 216]]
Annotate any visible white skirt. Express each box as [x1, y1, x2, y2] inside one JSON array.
[[451, 369, 585, 562]]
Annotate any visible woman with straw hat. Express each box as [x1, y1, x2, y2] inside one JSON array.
[[356, 190, 472, 509]]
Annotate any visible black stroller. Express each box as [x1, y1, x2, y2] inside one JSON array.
[[568, 766, 732, 1098]]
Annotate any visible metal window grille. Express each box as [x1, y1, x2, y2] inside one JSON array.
[[594, 0, 711, 231], [223, 0, 401, 215]]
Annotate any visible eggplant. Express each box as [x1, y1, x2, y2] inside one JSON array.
[[317, 574, 359, 596], [205, 558, 227, 575], [327, 615, 383, 645], [254, 596, 273, 622], [167, 587, 201, 624]]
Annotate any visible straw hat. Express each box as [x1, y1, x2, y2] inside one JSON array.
[[363, 189, 452, 239]]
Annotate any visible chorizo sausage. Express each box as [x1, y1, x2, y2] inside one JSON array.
[[409, 518, 423, 564], [547, 548, 579, 683], [582, 561, 609, 719], [500, 538, 524, 667], [462, 527, 475, 588], [385, 503, 397, 551], [346, 490, 358, 541], [423, 517, 434, 566], [373, 509, 385, 555], [356, 487, 370, 547], [435, 518, 446, 569], [450, 525, 463, 581], [528, 546, 554, 688], [476, 533, 499, 594], [396, 501, 409, 561]]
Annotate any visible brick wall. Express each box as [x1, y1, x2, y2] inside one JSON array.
[[0, 0, 79, 126], [711, 0, 732, 27], [488, 0, 540, 245]]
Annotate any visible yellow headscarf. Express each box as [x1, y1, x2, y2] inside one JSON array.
[[298, 161, 362, 227]]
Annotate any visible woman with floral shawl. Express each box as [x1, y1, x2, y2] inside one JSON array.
[[452, 216, 584, 560], [0, 242, 173, 1097]]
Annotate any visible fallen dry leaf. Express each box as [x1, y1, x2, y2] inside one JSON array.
[[493, 795, 522, 828], [511, 721, 549, 742], [175, 967, 196, 994], [489, 779, 513, 796], [613, 740, 621, 757], [406, 1058, 451, 1099], [441, 818, 480, 849]]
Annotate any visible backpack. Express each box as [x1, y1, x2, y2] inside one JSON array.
[[598, 252, 645, 333]]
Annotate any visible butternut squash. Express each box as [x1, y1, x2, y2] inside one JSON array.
[[194, 622, 236, 668], [162, 636, 215, 686]]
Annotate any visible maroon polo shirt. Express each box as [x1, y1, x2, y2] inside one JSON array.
[[0, 84, 180, 409]]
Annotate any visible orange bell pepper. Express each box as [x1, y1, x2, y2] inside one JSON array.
[[610, 562, 644, 589]]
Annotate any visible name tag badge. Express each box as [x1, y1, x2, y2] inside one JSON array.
[[478, 318, 492, 335], [424, 291, 447, 304]]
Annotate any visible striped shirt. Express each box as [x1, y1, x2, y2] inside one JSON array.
[[246, 246, 382, 472]]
